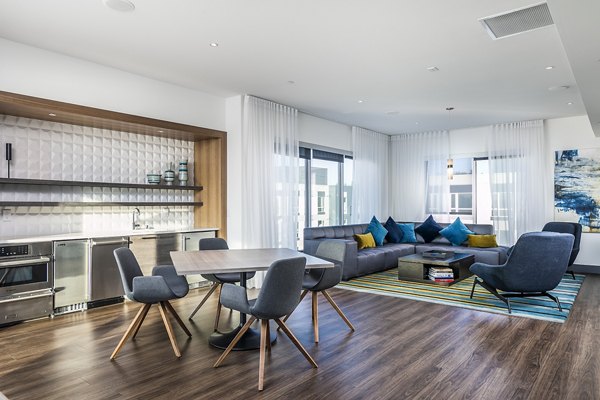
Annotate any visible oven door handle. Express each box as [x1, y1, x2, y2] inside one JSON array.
[[0, 256, 51, 268], [90, 239, 130, 247], [0, 291, 53, 304]]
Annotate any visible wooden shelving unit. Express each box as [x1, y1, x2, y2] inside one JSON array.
[[0, 201, 202, 207], [0, 177, 203, 191]]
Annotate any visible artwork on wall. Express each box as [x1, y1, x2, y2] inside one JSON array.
[[554, 148, 600, 232]]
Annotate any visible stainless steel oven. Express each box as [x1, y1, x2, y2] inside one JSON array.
[[0, 242, 54, 326]]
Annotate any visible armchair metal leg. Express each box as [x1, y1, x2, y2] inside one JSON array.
[[164, 301, 192, 337], [322, 290, 355, 331], [188, 282, 219, 320], [213, 316, 256, 368], [110, 303, 151, 360], [544, 292, 563, 312], [158, 302, 181, 358], [570, 271, 576, 280], [274, 318, 318, 368], [470, 278, 477, 299], [474, 278, 512, 314]]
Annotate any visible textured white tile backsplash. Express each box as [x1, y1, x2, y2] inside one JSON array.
[[0, 115, 195, 237]]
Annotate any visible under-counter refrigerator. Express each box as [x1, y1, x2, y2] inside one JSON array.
[[54, 240, 89, 313]]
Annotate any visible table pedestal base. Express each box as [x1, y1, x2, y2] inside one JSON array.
[[209, 325, 277, 350]]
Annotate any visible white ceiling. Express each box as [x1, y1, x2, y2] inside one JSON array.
[[0, 0, 593, 134]]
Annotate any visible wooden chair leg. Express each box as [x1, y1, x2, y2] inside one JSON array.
[[110, 303, 151, 360], [131, 302, 151, 339], [312, 291, 319, 343], [213, 316, 256, 367], [265, 321, 271, 352], [158, 302, 181, 358], [258, 319, 268, 391], [274, 318, 318, 368], [321, 290, 355, 331], [278, 289, 309, 331], [164, 301, 192, 337], [214, 301, 223, 332], [189, 282, 219, 320]]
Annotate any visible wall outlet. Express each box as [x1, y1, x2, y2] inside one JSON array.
[[2, 208, 12, 222]]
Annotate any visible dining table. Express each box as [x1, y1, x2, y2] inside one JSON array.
[[170, 247, 334, 350]]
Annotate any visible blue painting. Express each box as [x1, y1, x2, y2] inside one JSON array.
[[554, 149, 600, 232]]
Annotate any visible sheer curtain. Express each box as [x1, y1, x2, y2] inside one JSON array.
[[487, 120, 548, 245], [351, 127, 390, 223], [389, 131, 450, 221], [241, 95, 299, 287]]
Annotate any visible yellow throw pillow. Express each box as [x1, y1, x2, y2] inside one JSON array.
[[354, 233, 376, 250], [467, 234, 498, 248]]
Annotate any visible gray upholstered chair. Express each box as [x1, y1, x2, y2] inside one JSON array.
[[188, 238, 255, 331], [469, 232, 574, 313], [111, 247, 191, 360], [542, 221, 582, 279], [282, 240, 355, 342], [213, 257, 317, 391]]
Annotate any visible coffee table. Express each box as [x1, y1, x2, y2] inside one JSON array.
[[397, 252, 475, 286]]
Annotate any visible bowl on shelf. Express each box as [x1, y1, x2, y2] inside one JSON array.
[[146, 173, 161, 184]]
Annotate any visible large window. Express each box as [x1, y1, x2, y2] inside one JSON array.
[[297, 146, 352, 249]]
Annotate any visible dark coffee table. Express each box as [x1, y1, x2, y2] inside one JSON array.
[[397, 252, 475, 286]]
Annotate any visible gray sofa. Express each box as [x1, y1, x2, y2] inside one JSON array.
[[303, 222, 509, 281]]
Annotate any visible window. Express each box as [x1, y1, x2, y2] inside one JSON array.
[[297, 146, 352, 249]]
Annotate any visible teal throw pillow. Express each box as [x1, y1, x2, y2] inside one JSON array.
[[365, 216, 388, 246], [439, 217, 474, 246], [397, 223, 417, 243]]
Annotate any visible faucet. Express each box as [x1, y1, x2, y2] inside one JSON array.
[[132, 208, 141, 230]]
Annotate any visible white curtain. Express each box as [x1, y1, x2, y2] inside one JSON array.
[[487, 120, 548, 246], [241, 95, 299, 287], [351, 127, 390, 223], [389, 131, 450, 221]]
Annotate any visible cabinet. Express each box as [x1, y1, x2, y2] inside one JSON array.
[[53, 240, 89, 313], [129, 233, 183, 276]]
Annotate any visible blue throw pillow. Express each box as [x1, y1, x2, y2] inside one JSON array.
[[440, 217, 474, 246], [397, 223, 417, 243], [384, 217, 403, 243], [365, 216, 388, 246], [415, 215, 443, 243]]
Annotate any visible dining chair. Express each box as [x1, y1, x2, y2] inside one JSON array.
[[188, 238, 256, 331], [213, 256, 317, 391], [281, 240, 355, 342], [111, 247, 191, 360]]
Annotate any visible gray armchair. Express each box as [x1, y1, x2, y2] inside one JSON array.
[[213, 256, 317, 391], [111, 248, 191, 360], [469, 232, 574, 313], [542, 221, 582, 279], [282, 240, 355, 342]]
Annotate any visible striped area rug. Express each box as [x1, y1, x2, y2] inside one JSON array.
[[337, 269, 585, 323]]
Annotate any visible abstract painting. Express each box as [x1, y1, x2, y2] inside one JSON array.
[[554, 148, 600, 232]]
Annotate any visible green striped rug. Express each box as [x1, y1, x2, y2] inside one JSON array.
[[337, 269, 584, 323]]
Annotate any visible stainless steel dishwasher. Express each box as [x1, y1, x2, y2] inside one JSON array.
[[88, 237, 128, 307], [54, 239, 89, 314], [129, 233, 182, 276]]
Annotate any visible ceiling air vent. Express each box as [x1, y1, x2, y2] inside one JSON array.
[[479, 2, 554, 40]]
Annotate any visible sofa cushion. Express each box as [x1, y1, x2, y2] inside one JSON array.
[[356, 248, 387, 276], [467, 234, 498, 248], [415, 215, 443, 243], [397, 223, 417, 243], [384, 217, 403, 243], [382, 243, 416, 268], [365, 216, 388, 246], [354, 233, 376, 250], [440, 217, 474, 246]]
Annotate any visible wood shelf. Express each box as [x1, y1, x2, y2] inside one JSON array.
[[0, 202, 203, 207], [0, 178, 203, 191]]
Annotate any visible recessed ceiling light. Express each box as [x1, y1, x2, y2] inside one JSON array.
[[357, 100, 364, 104], [567, 102, 573, 105], [426, 66, 440, 72], [545, 66, 555, 70], [48, 113, 56, 117], [102, 0, 135, 12], [446, 107, 455, 111], [385, 111, 399, 116], [415, 122, 420, 125], [287, 80, 295, 84], [209, 42, 219, 47], [157, 130, 164, 133], [548, 85, 570, 91]]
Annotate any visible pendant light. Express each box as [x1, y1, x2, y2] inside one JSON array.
[[446, 107, 454, 180]]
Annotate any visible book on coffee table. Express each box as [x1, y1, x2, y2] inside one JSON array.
[[421, 250, 455, 259]]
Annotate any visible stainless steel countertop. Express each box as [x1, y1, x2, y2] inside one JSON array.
[[0, 227, 219, 244]]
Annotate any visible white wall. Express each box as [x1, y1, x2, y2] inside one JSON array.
[[225, 95, 244, 248], [298, 112, 352, 152], [0, 38, 226, 131]]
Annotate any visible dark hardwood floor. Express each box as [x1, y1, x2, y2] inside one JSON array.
[[1, 275, 599, 399]]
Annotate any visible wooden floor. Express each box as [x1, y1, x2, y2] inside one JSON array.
[[1, 275, 599, 400]]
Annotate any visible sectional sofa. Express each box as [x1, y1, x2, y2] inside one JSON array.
[[303, 222, 509, 281]]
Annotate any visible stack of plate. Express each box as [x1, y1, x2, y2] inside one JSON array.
[[146, 173, 161, 184]]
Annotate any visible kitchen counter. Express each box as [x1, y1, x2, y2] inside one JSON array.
[[0, 227, 219, 244]]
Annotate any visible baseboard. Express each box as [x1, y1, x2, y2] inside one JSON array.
[[571, 264, 600, 275]]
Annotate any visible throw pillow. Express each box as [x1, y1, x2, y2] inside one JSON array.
[[439, 217, 474, 246], [397, 223, 417, 243], [384, 216, 403, 243], [414, 215, 443, 243], [467, 234, 498, 248], [365, 216, 388, 246], [354, 233, 376, 250]]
